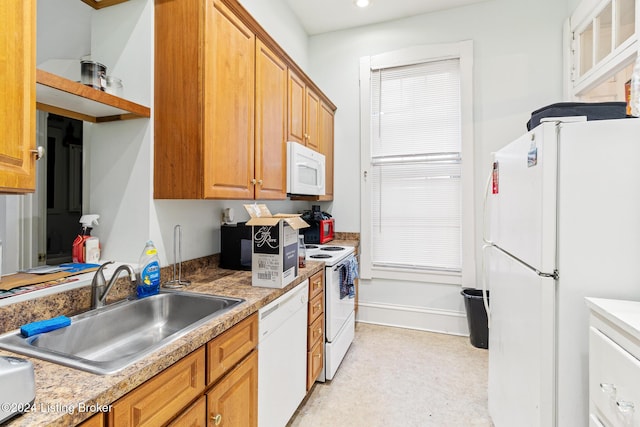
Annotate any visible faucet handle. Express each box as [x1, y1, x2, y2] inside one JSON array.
[[92, 261, 115, 288]]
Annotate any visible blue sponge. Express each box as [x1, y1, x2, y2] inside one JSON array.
[[20, 316, 71, 337]]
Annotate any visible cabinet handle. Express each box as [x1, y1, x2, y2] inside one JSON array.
[[31, 146, 45, 160], [258, 179, 263, 186], [251, 178, 257, 185], [317, 327, 322, 335], [211, 413, 222, 425], [616, 400, 635, 413]]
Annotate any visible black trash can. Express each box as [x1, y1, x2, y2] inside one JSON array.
[[461, 288, 489, 349]]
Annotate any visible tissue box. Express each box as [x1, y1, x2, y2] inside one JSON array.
[[244, 204, 309, 288]]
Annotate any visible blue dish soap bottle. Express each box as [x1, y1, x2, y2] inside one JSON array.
[[137, 240, 160, 298]]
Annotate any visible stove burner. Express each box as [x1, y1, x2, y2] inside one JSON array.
[[310, 254, 332, 259], [306, 244, 319, 250], [321, 246, 344, 252]]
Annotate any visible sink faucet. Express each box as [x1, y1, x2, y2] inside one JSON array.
[[91, 261, 137, 309]]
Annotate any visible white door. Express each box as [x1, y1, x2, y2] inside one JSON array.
[[487, 246, 556, 427], [488, 122, 557, 273]]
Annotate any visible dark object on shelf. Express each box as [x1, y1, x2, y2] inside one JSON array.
[[526, 102, 628, 130]]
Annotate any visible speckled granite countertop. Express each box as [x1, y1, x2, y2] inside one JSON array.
[[0, 262, 324, 427], [0, 237, 359, 427]]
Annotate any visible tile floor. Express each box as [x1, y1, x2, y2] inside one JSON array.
[[289, 322, 492, 427]]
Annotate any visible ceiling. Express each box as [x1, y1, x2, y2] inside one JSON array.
[[284, 0, 490, 35]]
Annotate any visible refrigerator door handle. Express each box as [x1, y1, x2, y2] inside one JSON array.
[[491, 244, 559, 280], [481, 244, 492, 325]]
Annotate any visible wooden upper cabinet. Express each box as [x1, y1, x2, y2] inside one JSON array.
[[304, 88, 320, 151], [255, 39, 287, 200], [154, 0, 334, 200], [0, 0, 37, 194], [318, 101, 334, 200], [203, 0, 255, 199], [287, 69, 305, 144], [288, 68, 321, 151], [155, 0, 289, 200]]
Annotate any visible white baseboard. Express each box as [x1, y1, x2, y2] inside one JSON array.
[[356, 301, 469, 336]]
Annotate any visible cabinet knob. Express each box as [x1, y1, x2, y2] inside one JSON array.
[[31, 146, 45, 160], [251, 178, 257, 185], [258, 179, 263, 186], [211, 413, 222, 425]]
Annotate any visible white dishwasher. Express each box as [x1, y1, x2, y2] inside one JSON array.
[[258, 279, 309, 427]]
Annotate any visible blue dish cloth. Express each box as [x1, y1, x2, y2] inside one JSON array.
[[20, 315, 71, 337], [59, 263, 101, 273], [339, 256, 359, 300]]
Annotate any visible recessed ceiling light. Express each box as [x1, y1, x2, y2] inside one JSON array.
[[355, 0, 370, 8]]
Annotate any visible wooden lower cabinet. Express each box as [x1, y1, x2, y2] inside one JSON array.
[[306, 270, 325, 390], [168, 396, 206, 427], [109, 348, 206, 427], [106, 314, 258, 427], [207, 350, 258, 427], [79, 413, 104, 427]]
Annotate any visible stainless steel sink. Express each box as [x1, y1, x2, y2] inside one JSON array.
[[0, 291, 244, 375]]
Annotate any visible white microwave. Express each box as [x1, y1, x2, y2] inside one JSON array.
[[286, 141, 326, 196]]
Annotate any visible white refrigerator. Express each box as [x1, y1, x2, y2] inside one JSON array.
[[485, 117, 640, 427]]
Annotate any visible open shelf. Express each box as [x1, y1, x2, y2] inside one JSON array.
[[36, 69, 150, 123]]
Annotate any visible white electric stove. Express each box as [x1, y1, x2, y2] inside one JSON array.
[[305, 244, 356, 381]]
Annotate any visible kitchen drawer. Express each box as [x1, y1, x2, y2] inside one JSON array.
[[308, 312, 324, 350], [308, 291, 324, 324], [309, 270, 324, 300], [590, 326, 640, 427], [207, 313, 258, 385], [109, 347, 206, 427], [307, 339, 323, 390]]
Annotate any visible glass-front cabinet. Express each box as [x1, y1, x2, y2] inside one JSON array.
[[568, 0, 638, 105]]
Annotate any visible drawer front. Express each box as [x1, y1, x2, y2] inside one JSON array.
[[308, 292, 324, 324], [307, 339, 324, 391], [307, 313, 324, 350], [309, 270, 324, 300], [590, 327, 640, 427], [207, 313, 258, 385], [110, 347, 206, 427]]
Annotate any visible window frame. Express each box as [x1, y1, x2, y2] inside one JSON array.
[[359, 41, 475, 287]]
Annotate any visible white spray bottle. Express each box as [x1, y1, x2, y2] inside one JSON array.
[[72, 214, 100, 263]]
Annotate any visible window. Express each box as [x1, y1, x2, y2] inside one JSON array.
[[359, 41, 475, 286]]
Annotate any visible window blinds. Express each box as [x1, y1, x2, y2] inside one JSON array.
[[370, 58, 462, 272]]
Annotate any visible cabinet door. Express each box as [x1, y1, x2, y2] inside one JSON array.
[[204, 0, 255, 199], [318, 101, 334, 200], [0, 0, 36, 194], [79, 413, 104, 427], [207, 313, 258, 385], [168, 396, 207, 427], [307, 339, 323, 391], [109, 348, 206, 427], [287, 69, 305, 144], [207, 350, 258, 427], [304, 88, 320, 151], [255, 39, 287, 200]]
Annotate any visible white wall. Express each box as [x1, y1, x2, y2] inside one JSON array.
[[306, 0, 572, 333]]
